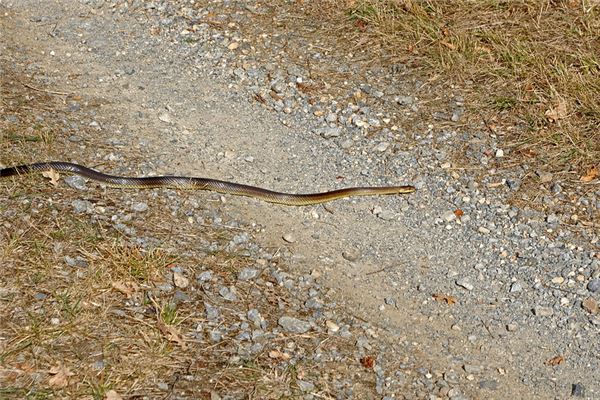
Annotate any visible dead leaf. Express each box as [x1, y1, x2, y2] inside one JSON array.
[[544, 98, 568, 122], [454, 209, 464, 218], [111, 281, 138, 298], [48, 364, 74, 388], [42, 169, 60, 186], [269, 90, 283, 101], [105, 390, 123, 400], [433, 293, 457, 305], [360, 356, 375, 369], [580, 166, 598, 182], [545, 355, 565, 366], [268, 350, 291, 360], [253, 93, 266, 104], [440, 40, 455, 50], [582, 297, 599, 314], [355, 19, 368, 31], [157, 321, 186, 349]]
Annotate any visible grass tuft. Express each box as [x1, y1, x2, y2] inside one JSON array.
[[307, 0, 600, 171]]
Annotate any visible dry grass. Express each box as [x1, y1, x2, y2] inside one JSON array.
[[1, 62, 375, 399], [306, 0, 599, 172]]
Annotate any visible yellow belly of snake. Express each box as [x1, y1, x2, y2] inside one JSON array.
[[0, 162, 415, 206]]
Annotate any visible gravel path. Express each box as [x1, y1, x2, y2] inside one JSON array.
[[2, 1, 599, 399]]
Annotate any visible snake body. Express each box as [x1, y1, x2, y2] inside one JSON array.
[[0, 162, 415, 206]]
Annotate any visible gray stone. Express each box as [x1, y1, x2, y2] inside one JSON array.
[[533, 306, 553, 317], [131, 202, 148, 212], [173, 290, 190, 303], [209, 330, 222, 343], [72, 199, 92, 214], [342, 249, 361, 262], [64, 255, 88, 268], [587, 279, 600, 293], [510, 282, 523, 293], [506, 179, 520, 190], [444, 371, 459, 385], [316, 126, 341, 138], [376, 210, 397, 221], [456, 278, 474, 291], [396, 95, 413, 106], [550, 182, 562, 194], [479, 380, 498, 390], [441, 210, 456, 222], [34, 293, 47, 300], [278, 316, 311, 333], [197, 270, 213, 282], [247, 309, 265, 328], [356, 336, 371, 350], [571, 382, 585, 397], [64, 175, 87, 190], [463, 364, 482, 374], [325, 112, 338, 123], [219, 286, 238, 301], [297, 380, 315, 392], [305, 298, 324, 309], [238, 267, 259, 281], [204, 302, 220, 321]]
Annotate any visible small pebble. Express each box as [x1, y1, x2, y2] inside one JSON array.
[[509, 282, 523, 293], [325, 320, 340, 333], [197, 270, 213, 282], [64, 175, 87, 190], [219, 286, 238, 301], [278, 316, 311, 333], [282, 233, 296, 243], [456, 278, 474, 291], [173, 271, 189, 288], [131, 202, 149, 212], [587, 279, 600, 293], [342, 249, 361, 262], [533, 306, 554, 317], [571, 383, 585, 397], [238, 267, 259, 281], [297, 380, 315, 392], [72, 199, 92, 214], [204, 302, 220, 321], [479, 380, 499, 390]]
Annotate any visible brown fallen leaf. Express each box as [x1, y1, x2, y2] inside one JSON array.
[[545, 355, 565, 366], [48, 363, 74, 388], [42, 169, 60, 186], [157, 321, 186, 349], [105, 390, 123, 400], [580, 166, 598, 182], [360, 356, 375, 369], [268, 350, 291, 360], [111, 281, 138, 298], [582, 297, 599, 314], [440, 40, 456, 50], [433, 293, 457, 305], [454, 209, 464, 218], [545, 98, 568, 122]]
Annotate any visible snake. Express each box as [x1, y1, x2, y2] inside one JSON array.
[[0, 161, 415, 206]]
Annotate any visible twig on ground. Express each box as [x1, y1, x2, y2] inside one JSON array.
[[18, 80, 70, 96]]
